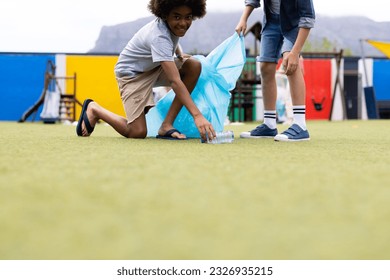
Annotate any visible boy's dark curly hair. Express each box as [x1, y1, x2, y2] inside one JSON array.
[[147, 0, 207, 20]]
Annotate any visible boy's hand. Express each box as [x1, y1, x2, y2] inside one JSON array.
[[235, 20, 247, 35], [194, 115, 215, 142], [177, 53, 191, 61], [282, 52, 300, 76]]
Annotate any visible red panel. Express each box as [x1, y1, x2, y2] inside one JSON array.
[[303, 59, 332, 120], [276, 58, 332, 119]]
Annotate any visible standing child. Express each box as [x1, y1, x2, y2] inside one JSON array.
[[76, 0, 215, 141], [236, 0, 315, 141]]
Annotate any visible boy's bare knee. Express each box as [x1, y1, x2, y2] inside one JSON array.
[[134, 130, 147, 139], [181, 58, 201, 76], [124, 128, 147, 139], [260, 64, 277, 81], [190, 59, 202, 73]]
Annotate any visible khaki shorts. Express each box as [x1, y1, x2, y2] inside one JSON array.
[[116, 58, 185, 124]]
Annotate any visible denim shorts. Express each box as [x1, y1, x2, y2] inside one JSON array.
[[258, 14, 298, 63]]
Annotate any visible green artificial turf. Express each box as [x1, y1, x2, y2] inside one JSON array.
[[0, 120, 389, 259]]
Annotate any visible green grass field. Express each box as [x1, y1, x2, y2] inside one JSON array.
[[0, 120, 389, 260]]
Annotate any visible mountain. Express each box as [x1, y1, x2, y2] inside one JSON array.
[[89, 12, 259, 55], [311, 15, 390, 57], [89, 12, 390, 57]]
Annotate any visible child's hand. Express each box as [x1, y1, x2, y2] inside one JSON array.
[[282, 52, 299, 76], [194, 115, 216, 142], [235, 20, 247, 36], [177, 53, 191, 61]]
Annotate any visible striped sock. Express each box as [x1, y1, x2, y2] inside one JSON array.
[[293, 105, 307, 130], [263, 110, 277, 129]]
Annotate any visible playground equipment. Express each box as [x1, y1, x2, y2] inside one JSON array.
[[19, 60, 81, 123]]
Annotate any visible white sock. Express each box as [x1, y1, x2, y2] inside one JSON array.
[[293, 105, 307, 130], [263, 110, 277, 129]]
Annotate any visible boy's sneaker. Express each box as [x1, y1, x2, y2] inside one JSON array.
[[240, 124, 278, 138], [274, 124, 310, 142]]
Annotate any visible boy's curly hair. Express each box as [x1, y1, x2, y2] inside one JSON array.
[[147, 0, 207, 19]]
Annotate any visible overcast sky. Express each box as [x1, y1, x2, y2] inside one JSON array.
[[0, 0, 389, 53]]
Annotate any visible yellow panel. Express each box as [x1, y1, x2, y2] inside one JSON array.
[[66, 55, 125, 118], [367, 40, 390, 59]]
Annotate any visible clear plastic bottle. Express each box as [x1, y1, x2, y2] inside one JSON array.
[[202, 130, 234, 144]]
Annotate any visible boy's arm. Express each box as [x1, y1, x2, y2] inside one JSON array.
[[160, 60, 215, 140], [235, 5, 255, 35], [291, 28, 310, 55], [175, 44, 184, 60], [282, 28, 311, 76]]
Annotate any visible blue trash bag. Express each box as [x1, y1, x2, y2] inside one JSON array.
[[146, 32, 246, 138]]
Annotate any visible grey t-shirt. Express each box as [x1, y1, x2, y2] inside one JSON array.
[[269, 0, 281, 15], [114, 18, 180, 78]]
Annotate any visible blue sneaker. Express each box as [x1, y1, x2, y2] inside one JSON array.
[[274, 124, 310, 142], [240, 124, 278, 138]]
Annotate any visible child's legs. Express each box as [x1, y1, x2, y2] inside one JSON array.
[[280, 29, 307, 130], [259, 16, 283, 111], [117, 68, 160, 138], [179, 57, 201, 92], [286, 64, 306, 105], [281, 29, 306, 106], [158, 57, 201, 128], [260, 62, 278, 110], [89, 102, 147, 138]]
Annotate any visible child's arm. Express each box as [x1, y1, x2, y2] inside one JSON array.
[[282, 28, 310, 76], [160, 60, 215, 140], [235, 5, 255, 35]]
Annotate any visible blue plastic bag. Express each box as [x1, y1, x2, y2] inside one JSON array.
[[146, 33, 246, 138]]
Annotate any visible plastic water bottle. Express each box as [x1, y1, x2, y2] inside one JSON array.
[[202, 130, 234, 144]]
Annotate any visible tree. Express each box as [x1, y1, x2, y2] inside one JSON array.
[[303, 37, 352, 56]]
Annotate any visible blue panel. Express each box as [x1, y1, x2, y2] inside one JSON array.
[[0, 54, 56, 121], [373, 59, 390, 101]]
